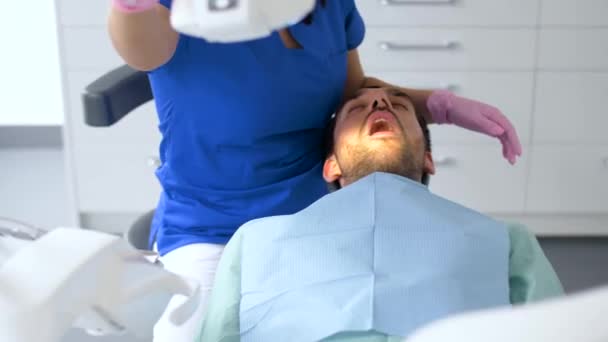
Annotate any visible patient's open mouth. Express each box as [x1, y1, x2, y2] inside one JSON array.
[[367, 111, 399, 137]]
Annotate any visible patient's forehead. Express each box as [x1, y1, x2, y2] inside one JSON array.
[[336, 86, 412, 117]]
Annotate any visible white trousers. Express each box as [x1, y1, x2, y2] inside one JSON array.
[[152, 243, 225, 342]]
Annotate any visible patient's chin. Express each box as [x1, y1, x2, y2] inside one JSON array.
[[339, 141, 420, 184]]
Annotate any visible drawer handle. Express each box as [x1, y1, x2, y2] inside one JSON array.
[[603, 157, 608, 169], [380, 0, 457, 6], [434, 156, 457, 167], [379, 41, 459, 51]]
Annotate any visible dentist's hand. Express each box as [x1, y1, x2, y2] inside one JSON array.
[[427, 90, 523, 165], [112, 0, 159, 13]]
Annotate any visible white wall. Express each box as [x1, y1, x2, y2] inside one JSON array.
[[0, 1, 64, 125]]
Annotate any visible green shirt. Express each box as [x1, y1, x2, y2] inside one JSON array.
[[197, 223, 563, 342]]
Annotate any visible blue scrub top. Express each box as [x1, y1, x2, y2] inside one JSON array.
[[149, 0, 366, 255]]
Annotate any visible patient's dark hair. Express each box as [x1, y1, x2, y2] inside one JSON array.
[[323, 100, 432, 190]]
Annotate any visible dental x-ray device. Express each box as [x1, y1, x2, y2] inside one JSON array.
[[0, 219, 200, 342], [170, 0, 316, 42]]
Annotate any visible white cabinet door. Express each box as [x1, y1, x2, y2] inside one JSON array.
[[538, 29, 608, 70], [541, 0, 608, 27], [356, 0, 539, 27], [360, 28, 537, 71], [72, 142, 162, 212], [533, 72, 608, 144], [371, 71, 534, 145], [527, 146, 608, 213], [63, 28, 124, 71], [66, 72, 162, 212], [429, 145, 528, 213]]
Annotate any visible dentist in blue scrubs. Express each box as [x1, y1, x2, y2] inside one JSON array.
[[108, 0, 523, 340]]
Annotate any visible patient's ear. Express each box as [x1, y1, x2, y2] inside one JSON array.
[[424, 152, 436, 176], [323, 155, 342, 183]]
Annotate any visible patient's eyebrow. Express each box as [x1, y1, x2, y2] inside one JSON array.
[[344, 86, 411, 111], [388, 88, 413, 103], [352, 86, 382, 100]]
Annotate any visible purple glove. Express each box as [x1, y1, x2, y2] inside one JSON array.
[[427, 90, 523, 165], [112, 0, 159, 13]]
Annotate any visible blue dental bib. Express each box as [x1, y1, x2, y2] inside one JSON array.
[[239, 172, 510, 341]]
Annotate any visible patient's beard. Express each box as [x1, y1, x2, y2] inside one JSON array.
[[337, 140, 424, 187]]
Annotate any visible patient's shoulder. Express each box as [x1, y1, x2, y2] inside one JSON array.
[[503, 222, 541, 253], [505, 222, 535, 241], [236, 214, 292, 235]]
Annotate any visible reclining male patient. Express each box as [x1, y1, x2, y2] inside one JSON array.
[[197, 87, 563, 342]]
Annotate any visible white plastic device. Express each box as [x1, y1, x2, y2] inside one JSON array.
[[0, 228, 200, 342], [170, 0, 316, 42]]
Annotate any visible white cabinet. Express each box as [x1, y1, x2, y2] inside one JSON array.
[[360, 28, 536, 71], [56, 0, 161, 218], [528, 5, 608, 218], [360, 0, 536, 216], [65, 72, 161, 212], [356, 0, 539, 27], [541, 0, 608, 27], [538, 29, 608, 70], [72, 141, 161, 212], [429, 145, 528, 213], [534, 72, 608, 144], [527, 146, 608, 212]]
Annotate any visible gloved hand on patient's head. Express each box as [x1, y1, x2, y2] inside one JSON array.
[[427, 90, 523, 165], [112, 0, 159, 13]]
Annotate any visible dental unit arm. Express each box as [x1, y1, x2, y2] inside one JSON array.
[[0, 228, 200, 342], [170, 0, 316, 42]]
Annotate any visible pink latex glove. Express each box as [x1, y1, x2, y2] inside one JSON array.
[[427, 90, 523, 165], [112, 0, 159, 13]]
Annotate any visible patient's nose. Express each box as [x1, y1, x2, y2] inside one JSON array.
[[364, 89, 391, 111]]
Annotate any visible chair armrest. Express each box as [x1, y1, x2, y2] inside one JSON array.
[[82, 65, 153, 127]]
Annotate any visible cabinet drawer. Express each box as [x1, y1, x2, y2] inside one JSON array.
[[63, 28, 124, 71], [428, 145, 528, 213], [58, 0, 109, 26], [541, 0, 608, 27], [73, 142, 162, 212], [533, 72, 608, 144], [371, 71, 534, 145], [527, 146, 608, 213], [538, 29, 608, 70], [360, 28, 536, 71], [356, 0, 539, 27]]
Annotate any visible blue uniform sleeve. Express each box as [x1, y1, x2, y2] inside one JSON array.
[[345, 2, 366, 50], [159, 0, 171, 8]]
